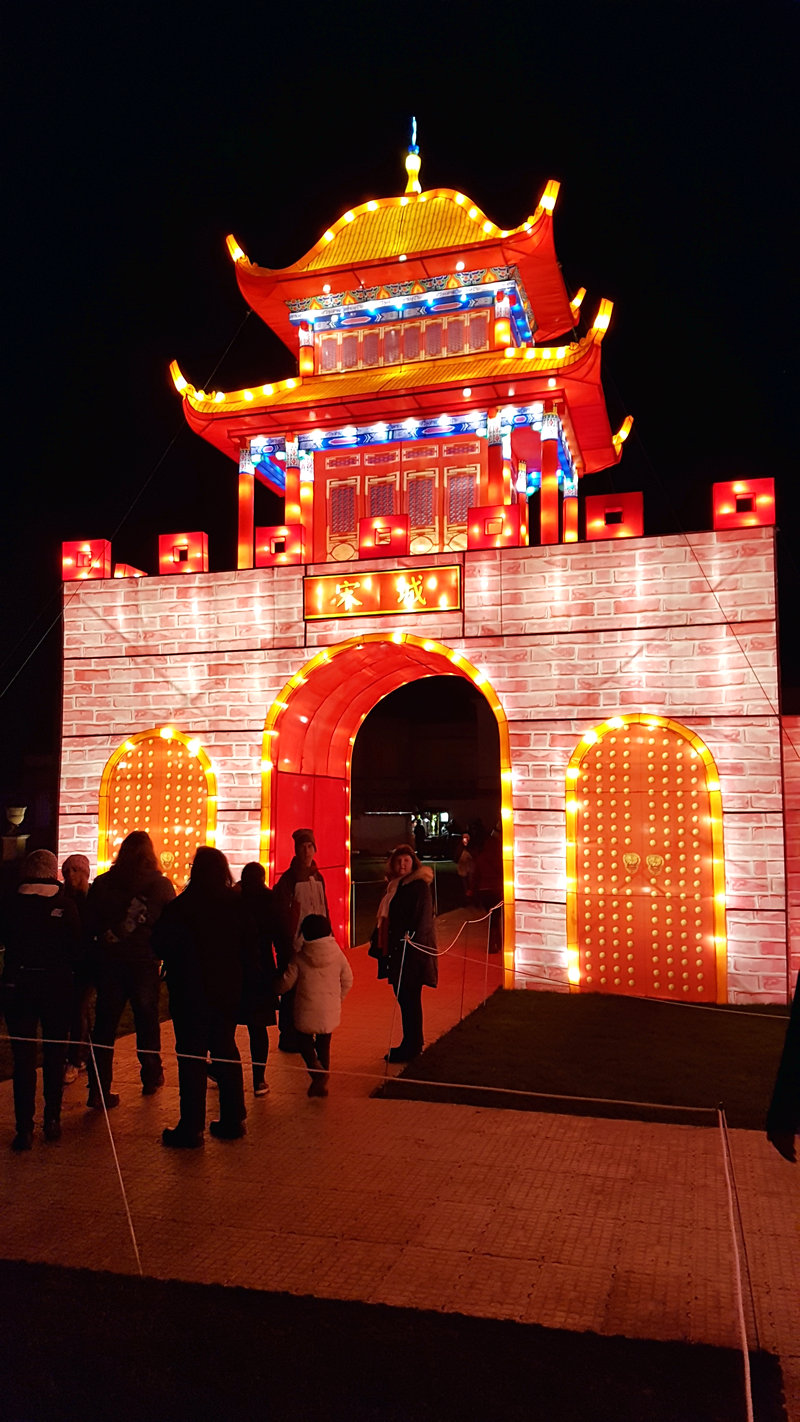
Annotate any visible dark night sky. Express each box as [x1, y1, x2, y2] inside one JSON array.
[[2, 0, 798, 799]]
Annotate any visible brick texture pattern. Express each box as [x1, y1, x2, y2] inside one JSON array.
[[59, 526, 794, 1002]]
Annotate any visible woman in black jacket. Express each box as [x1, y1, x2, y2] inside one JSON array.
[[86, 830, 174, 1108], [236, 862, 291, 1097], [155, 847, 255, 1147], [370, 843, 438, 1063]]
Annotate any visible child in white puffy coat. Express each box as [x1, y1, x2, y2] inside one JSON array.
[[275, 914, 353, 1096]]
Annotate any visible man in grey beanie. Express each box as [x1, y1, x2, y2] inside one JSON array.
[[0, 850, 80, 1149]]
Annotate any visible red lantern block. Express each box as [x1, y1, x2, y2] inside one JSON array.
[[713, 478, 775, 530], [62, 539, 112, 581], [255, 524, 305, 567], [585, 492, 643, 540], [113, 563, 147, 579], [158, 532, 208, 575], [467, 503, 527, 550], [358, 514, 410, 558]]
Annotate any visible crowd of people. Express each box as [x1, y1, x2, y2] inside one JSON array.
[[1, 824, 797, 1161], [0, 827, 443, 1152]]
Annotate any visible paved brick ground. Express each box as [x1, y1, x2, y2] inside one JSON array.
[[1, 915, 798, 1419]]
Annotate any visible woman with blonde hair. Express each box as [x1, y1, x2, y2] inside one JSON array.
[[369, 844, 437, 1062]]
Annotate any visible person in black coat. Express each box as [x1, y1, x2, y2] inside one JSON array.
[[766, 971, 800, 1163], [86, 831, 174, 1108], [369, 843, 438, 1063], [156, 847, 256, 1147], [235, 862, 291, 1097], [0, 849, 80, 1149], [61, 853, 93, 1081]]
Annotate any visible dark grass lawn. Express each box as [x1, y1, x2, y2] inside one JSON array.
[[382, 990, 790, 1129], [0, 1260, 785, 1422]]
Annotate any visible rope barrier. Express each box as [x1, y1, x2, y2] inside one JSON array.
[[717, 1108, 756, 1422], [0, 1028, 744, 1114], [405, 900, 503, 956], [84, 1036, 143, 1276]]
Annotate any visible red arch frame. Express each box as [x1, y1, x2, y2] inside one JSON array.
[[260, 632, 514, 971]]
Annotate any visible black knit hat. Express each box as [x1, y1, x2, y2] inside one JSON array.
[[301, 913, 331, 940]]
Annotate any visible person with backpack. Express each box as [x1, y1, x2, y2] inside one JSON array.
[[86, 831, 174, 1109]]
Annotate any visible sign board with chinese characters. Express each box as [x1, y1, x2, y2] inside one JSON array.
[[303, 566, 462, 620]]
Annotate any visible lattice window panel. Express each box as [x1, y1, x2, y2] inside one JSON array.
[[320, 337, 338, 373], [362, 330, 380, 367], [368, 480, 395, 517], [341, 334, 358, 370], [469, 313, 489, 350], [364, 451, 400, 467], [384, 328, 401, 364], [403, 443, 439, 462], [447, 473, 475, 526], [404, 325, 421, 361], [329, 482, 357, 535], [447, 318, 465, 355], [408, 476, 435, 529], [425, 323, 443, 358], [443, 441, 480, 457]]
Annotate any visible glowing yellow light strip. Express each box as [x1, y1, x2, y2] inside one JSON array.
[[591, 298, 614, 340], [290, 178, 560, 271], [564, 713, 727, 1002], [260, 633, 515, 977], [97, 727, 217, 875]]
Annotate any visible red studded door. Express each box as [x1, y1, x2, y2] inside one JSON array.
[[575, 723, 719, 1000]]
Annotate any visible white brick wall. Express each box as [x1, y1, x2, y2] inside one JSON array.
[[58, 524, 794, 1002]]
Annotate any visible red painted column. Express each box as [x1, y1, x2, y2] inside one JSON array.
[[237, 442, 254, 569], [487, 408, 504, 504], [540, 412, 560, 544], [563, 495, 578, 542], [298, 322, 314, 376]]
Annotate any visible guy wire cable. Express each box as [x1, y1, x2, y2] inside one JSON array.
[[0, 310, 253, 703]]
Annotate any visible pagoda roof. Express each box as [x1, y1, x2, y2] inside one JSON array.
[[229, 181, 575, 349], [172, 318, 621, 476]]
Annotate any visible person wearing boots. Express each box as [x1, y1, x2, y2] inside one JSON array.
[[275, 913, 352, 1097], [61, 854, 93, 1084], [274, 829, 329, 1052], [86, 831, 174, 1109], [235, 862, 291, 1096], [369, 843, 438, 1062], [0, 850, 80, 1149], [156, 847, 254, 1147]]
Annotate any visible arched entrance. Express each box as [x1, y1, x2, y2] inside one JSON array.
[[260, 633, 514, 973], [565, 714, 726, 1002]]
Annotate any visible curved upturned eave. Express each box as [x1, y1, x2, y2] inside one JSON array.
[[178, 334, 618, 476], [283, 187, 552, 273], [232, 188, 574, 348]]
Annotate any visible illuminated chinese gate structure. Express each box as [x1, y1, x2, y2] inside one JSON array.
[[58, 133, 798, 1003]]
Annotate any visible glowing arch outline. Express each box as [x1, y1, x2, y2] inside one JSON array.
[[97, 726, 218, 874], [564, 712, 726, 1002], [260, 631, 515, 970]]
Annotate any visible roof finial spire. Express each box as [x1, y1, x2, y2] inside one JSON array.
[[405, 115, 421, 194]]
